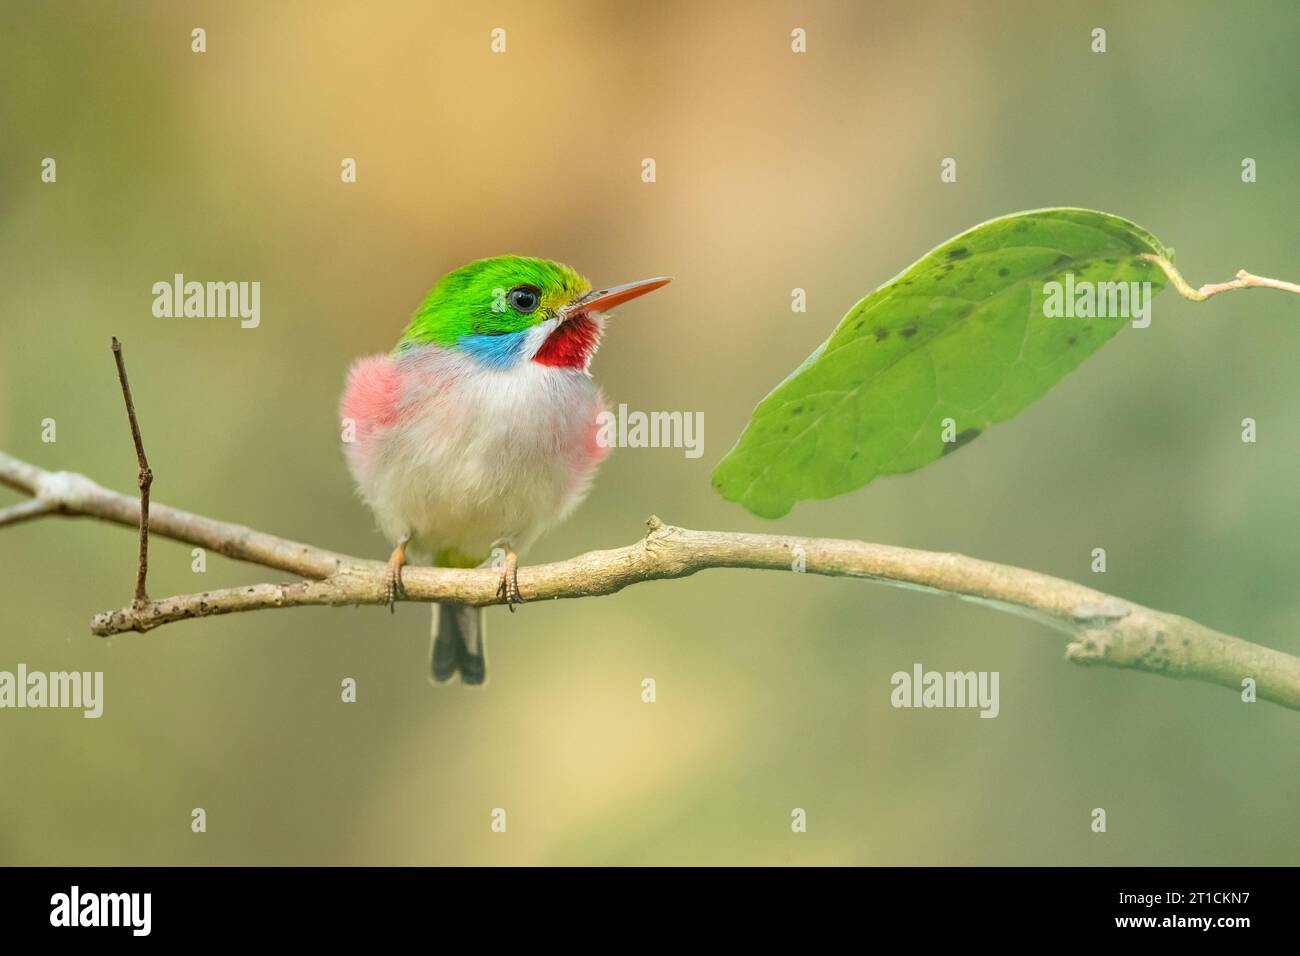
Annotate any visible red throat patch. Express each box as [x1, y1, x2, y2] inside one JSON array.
[[533, 316, 601, 369]]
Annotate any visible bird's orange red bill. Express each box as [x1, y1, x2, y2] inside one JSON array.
[[571, 276, 671, 316]]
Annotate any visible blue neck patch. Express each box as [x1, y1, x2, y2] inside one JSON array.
[[457, 331, 529, 369]]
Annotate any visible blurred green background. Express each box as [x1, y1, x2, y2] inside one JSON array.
[[2, 0, 1297, 865]]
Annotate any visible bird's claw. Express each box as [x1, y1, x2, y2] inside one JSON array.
[[384, 567, 405, 612], [496, 550, 523, 611], [497, 571, 523, 611], [385, 540, 409, 613]]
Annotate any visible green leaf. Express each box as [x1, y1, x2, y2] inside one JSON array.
[[712, 208, 1170, 518]]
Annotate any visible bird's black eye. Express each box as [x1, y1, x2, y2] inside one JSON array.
[[508, 286, 541, 314]]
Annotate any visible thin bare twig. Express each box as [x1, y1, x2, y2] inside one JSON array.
[[0, 498, 58, 528], [1139, 253, 1300, 302], [110, 337, 152, 606]]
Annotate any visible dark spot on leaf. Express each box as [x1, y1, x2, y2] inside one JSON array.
[[943, 263, 954, 272], [850, 451, 859, 459], [1053, 254, 1071, 267], [1067, 335, 1077, 346], [874, 327, 890, 342], [946, 247, 970, 260], [790, 406, 804, 415], [900, 325, 918, 338], [941, 427, 981, 455], [998, 267, 1009, 277], [1104, 258, 1117, 265], [957, 307, 972, 318], [854, 319, 864, 329]]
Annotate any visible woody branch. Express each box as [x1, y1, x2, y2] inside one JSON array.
[[1, 449, 1297, 711]]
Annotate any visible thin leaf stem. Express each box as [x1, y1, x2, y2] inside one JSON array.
[[1139, 254, 1300, 302]]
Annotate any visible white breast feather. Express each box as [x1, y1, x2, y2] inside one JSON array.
[[359, 340, 604, 563]]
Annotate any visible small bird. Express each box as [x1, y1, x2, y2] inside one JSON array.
[[340, 256, 669, 685]]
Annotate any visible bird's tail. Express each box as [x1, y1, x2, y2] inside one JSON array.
[[430, 604, 487, 686]]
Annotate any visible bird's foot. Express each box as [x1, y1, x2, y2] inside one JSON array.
[[495, 546, 522, 611], [385, 537, 410, 612]]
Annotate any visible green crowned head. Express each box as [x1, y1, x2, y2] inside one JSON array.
[[400, 255, 592, 350]]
